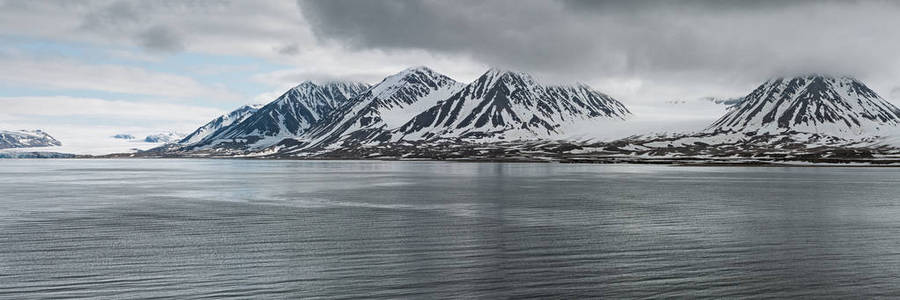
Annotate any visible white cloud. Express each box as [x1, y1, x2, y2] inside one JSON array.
[[0, 56, 240, 100], [0, 96, 224, 122]]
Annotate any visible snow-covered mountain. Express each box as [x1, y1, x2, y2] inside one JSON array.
[[144, 131, 185, 143], [707, 75, 900, 137], [136, 71, 900, 163], [300, 66, 464, 149], [189, 81, 369, 149], [396, 68, 631, 141], [0, 130, 62, 149], [179, 104, 262, 144]]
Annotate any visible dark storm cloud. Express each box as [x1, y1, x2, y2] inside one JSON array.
[[80, 0, 144, 31], [75, 0, 228, 54], [892, 87, 900, 100], [135, 25, 185, 53], [561, 0, 820, 13], [298, 0, 595, 74], [297, 0, 900, 83], [276, 43, 301, 56]]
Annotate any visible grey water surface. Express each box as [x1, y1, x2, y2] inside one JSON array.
[[2, 159, 900, 298]]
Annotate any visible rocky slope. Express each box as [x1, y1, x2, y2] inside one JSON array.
[[180, 104, 262, 145], [185, 81, 369, 150]]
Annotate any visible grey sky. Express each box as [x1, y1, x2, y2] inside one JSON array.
[[298, 0, 900, 89]]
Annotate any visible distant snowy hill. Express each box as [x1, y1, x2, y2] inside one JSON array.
[[0, 130, 62, 149], [144, 132, 185, 143]]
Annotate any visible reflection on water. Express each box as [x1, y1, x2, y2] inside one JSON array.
[[2, 159, 900, 298]]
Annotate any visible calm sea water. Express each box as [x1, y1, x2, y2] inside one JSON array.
[[2, 159, 900, 298]]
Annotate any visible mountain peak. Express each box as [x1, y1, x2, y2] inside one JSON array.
[[293, 80, 318, 89], [707, 75, 900, 137], [474, 68, 540, 93], [401, 65, 435, 74], [292, 80, 370, 92], [376, 66, 443, 84], [766, 74, 863, 85], [554, 82, 594, 91], [483, 67, 534, 80], [367, 67, 457, 98]]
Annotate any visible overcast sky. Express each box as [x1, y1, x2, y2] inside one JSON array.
[[3, 0, 900, 152]]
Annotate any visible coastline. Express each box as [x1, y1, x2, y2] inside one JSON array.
[[53, 153, 900, 167]]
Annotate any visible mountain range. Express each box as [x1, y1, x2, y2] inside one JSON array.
[[141, 70, 900, 164], [161, 67, 632, 157]]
